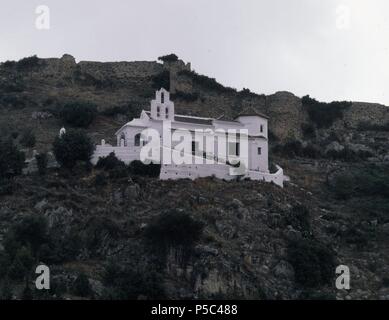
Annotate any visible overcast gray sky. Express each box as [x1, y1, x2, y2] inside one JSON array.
[[1, 0, 389, 105]]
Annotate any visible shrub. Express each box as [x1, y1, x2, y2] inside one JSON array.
[[287, 204, 310, 232], [357, 121, 389, 132], [152, 70, 170, 91], [2, 60, 17, 69], [287, 239, 336, 289], [53, 130, 95, 169], [0, 179, 14, 195], [273, 140, 303, 157], [16, 55, 40, 71], [40, 230, 82, 264], [60, 102, 97, 128], [178, 70, 236, 94], [8, 247, 35, 281], [129, 160, 160, 177], [158, 54, 179, 63], [5, 215, 49, 257], [73, 273, 91, 297], [145, 210, 204, 248], [273, 140, 321, 158], [19, 129, 36, 148], [326, 148, 372, 162], [0, 139, 25, 179], [0, 94, 26, 109], [96, 152, 126, 171], [237, 88, 260, 98], [301, 144, 321, 158], [301, 123, 316, 139], [302, 95, 351, 128], [330, 174, 355, 200], [171, 91, 199, 102], [35, 153, 48, 175], [101, 104, 140, 120], [94, 172, 108, 186], [102, 262, 165, 299]]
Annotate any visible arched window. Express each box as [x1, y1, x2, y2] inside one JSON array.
[[165, 107, 169, 118], [134, 133, 141, 146], [157, 106, 160, 117], [161, 92, 164, 103], [120, 133, 126, 146]]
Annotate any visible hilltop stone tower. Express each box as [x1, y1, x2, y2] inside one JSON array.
[[162, 59, 192, 94]]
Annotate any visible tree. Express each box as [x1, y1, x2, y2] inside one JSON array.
[[35, 153, 48, 175], [158, 54, 179, 63], [60, 102, 97, 128], [0, 139, 25, 179], [287, 239, 336, 289], [19, 128, 36, 148], [145, 210, 204, 248], [53, 130, 95, 169], [73, 273, 91, 297]]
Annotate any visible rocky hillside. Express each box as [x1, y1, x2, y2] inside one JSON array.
[[0, 54, 389, 300]]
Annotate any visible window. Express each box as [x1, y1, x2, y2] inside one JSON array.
[[119, 133, 126, 146], [161, 92, 164, 103], [228, 142, 239, 156], [257, 147, 261, 155], [165, 107, 169, 118], [192, 141, 196, 155], [260, 124, 264, 133], [134, 133, 141, 146], [157, 106, 160, 117]]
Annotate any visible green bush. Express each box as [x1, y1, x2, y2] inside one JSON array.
[[330, 174, 355, 200], [152, 70, 170, 91], [273, 140, 321, 158], [0, 94, 26, 109], [357, 121, 389, 132], [19, 129, 36, 148], [94, 172, 108, 186], [35, 153, 48, 175], [8, 247, 35, 281], [301, 123, 316, 139], [96, 152, 126, 171], [60, 102, 97, 128], [287, 204, 310, 232], [73, 273, 91, 297], [102, 261, 165, 300], [2, 60, 17, 69], [145, 210, 204, 248], [5, 215, 49, 257], [326, 148, 372, 162], [16, 55, 40, 71], [0, 139, 25, 179], [287, 239, 336, 289], [329, 166, 389, 199], [40, 230, 82, 264], [302, 95, 351, 128], [0, 179, 14, 195], [178, 70, 236, 94], [53, 130, 95, 169], [129, 160, 160, 177], [171, 91, 199, 102]]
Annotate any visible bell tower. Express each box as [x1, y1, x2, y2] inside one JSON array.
[[150, 88, 175, 121]]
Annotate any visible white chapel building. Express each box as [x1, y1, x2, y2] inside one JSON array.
[[91, 88, 284, 187]]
